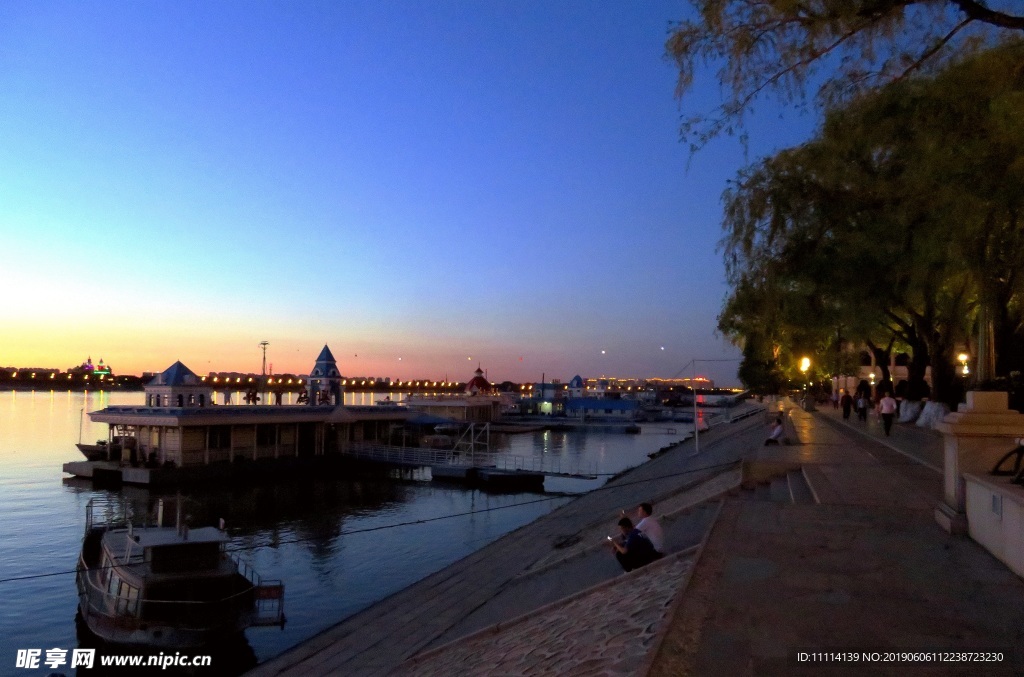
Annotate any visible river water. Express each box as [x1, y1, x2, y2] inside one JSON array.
[[0, 390, 689, 676]]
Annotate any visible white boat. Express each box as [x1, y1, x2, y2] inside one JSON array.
[[76, 498, 284, 648]]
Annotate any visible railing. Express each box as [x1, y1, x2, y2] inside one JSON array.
[[345, 442, 598, 478], [486, 454, 597, 478], [346, 443, 461, 467]]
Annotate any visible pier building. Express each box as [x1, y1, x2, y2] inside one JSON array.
[[405, 365, 504, 423], [63, 347, 409, 484]]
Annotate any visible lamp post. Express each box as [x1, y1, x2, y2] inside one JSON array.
[[958, 352, 970, 376], [799, 357, 813, 411]]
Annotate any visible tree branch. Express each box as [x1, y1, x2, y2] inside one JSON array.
[[896, 17, 973, 79], [950, 0, 1024, 30]]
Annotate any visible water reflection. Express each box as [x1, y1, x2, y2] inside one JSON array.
[[1, 390, 686, 673]]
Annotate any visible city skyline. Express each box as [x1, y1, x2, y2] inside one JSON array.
[[0, 2, 817, 387]]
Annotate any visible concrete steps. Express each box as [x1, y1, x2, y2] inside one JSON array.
[[741, 469, 818, 505], [787, 469, 816, 504]]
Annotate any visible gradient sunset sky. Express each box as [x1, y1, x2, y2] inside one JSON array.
[[0, 1, 814, 386]]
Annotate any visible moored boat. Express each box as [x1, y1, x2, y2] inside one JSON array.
[[76, 440, 112, 461], [76, 497, 284, 648]]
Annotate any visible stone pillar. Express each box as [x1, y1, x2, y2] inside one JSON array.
[[934, 391, 1024, 534]]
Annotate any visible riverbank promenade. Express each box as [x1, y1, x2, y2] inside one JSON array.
[[652, 404, 1024, 676], [248, 402, 1024, 676]]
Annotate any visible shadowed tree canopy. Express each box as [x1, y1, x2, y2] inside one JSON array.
[[717, 41, 1024, 401], [667, 0, 1024, 148]]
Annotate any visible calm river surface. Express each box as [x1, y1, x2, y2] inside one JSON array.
[[0, 390, 689, 676]]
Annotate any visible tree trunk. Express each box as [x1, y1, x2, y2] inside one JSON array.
[[906, 336, 931, 400], [866, 339, 894, 393], [926, 336, 958, 408]]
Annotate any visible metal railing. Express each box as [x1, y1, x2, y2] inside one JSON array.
[[345, 442, 597, 478]]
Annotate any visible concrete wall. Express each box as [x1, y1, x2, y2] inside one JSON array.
[[965, 473, 1024, 579], [181, 428, 206, 467]]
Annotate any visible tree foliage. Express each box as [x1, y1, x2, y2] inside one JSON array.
[[667, 0, 1024, 148], [717, 41, 1024, 401]]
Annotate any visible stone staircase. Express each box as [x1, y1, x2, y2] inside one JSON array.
[[742, 469, 817, 504]]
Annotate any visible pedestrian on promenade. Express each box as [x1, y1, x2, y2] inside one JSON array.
[[609, 517, 657, 572], [622, 502, 664, 557], [831, 390, 839, 410], [878, 392, 898, 436], [856, 393, 869, 422], [840, 390, 853, 419]]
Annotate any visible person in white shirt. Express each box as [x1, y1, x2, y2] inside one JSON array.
[[878, 392, 898, 436], [765, 417, 784, 445], [623, 502, 664, 556]]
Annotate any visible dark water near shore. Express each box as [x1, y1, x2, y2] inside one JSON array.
[[0, 390, 689, 676]]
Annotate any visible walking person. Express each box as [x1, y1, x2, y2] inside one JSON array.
[[840, 390, 853, 420], [878, 392, 898, 436], [856, 393, 869, 422]]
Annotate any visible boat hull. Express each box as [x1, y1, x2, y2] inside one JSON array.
[[76, 566, 255, 649], [76, 443, 110, 461]]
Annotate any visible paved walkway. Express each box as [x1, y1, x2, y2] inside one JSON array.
[[814, 402, 944, 472], [650, 405, 1024, 676]]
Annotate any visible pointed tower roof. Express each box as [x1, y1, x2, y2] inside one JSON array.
[[315, 345, 336, 363], [465, 364, 491, 394], [310, 345, 340, 379], [148, 361, 201, 387]]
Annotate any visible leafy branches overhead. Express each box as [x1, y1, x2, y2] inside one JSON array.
[[667, 0, 1024, 148], [717, 40, 1024, 400]]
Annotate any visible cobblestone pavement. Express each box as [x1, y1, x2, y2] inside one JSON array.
[[397, 553, 699, 677]]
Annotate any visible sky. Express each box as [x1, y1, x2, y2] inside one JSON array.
[[0, 1, 816, 387]]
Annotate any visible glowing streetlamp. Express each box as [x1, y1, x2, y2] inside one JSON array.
[[958, 352, 970, 376]]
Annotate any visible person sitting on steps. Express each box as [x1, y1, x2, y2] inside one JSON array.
[[609, 517, 657, 572], [765, 417, 784, 446], [621, 502, 664, 557]]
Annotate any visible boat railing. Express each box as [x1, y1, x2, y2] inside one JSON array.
[[228, 553, 285, 625], [78, 562, 270, 631], [84, 496, 193, 534]]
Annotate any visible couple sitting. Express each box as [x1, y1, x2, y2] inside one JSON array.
[[608, 502, 664, 572]]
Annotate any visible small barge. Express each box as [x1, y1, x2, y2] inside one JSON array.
[[76, 497, 284, 648]]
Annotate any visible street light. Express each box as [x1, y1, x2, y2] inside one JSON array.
[[957, 352, 970, 375]]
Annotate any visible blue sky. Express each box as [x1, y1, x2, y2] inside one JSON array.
[[0, 1, 816, 385]]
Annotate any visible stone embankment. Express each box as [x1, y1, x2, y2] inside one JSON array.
[[248, 404, 766, 676]]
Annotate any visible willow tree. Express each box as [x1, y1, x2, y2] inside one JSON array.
[[718, 41, 1024, 403], [667, 0, 1024, 148]]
